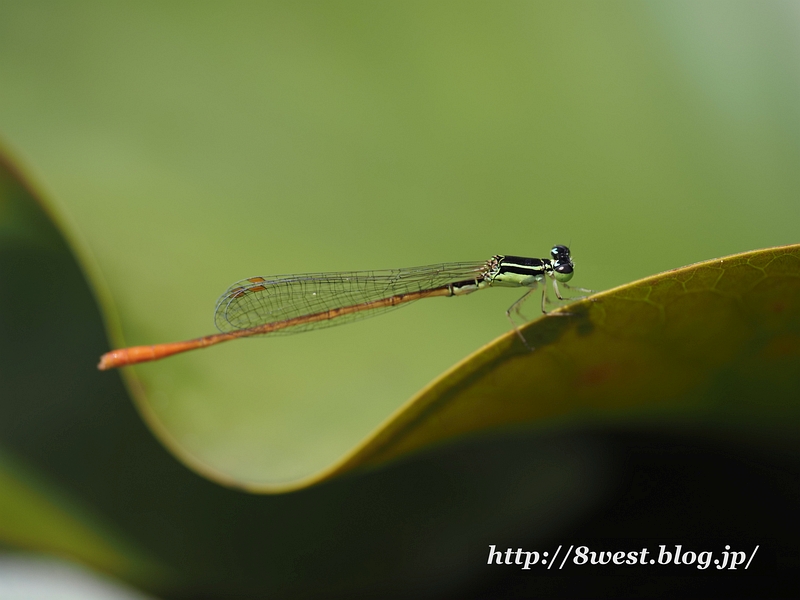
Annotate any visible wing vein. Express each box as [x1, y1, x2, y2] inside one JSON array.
[[213, 261, 489, 335]]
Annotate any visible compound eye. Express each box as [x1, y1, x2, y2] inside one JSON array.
[[555, 263, 573, 275]]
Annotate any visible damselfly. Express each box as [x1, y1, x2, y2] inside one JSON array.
[[97, 245, 589, 370]]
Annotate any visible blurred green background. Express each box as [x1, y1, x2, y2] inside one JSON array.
[[1, 1, 798, 597]]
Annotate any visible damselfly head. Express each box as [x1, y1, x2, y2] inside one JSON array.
[[550, 245, 574, 282]]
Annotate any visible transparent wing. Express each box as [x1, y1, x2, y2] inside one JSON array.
[[214, 261, 489, 335]]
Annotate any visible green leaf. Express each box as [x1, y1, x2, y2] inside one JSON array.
[[3, 1, 799, 493], [170, 243, 791, 491]]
